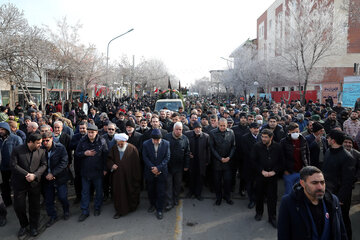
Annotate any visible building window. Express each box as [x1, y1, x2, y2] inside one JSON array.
[[275, 87, 279, 91], [259, 22, 265, 39], [290, 87, 294, 91], [0, 90, 10, 106], [281, 87, 285, 91]]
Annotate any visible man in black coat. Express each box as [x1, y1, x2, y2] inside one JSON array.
[[278, 166, 347, 240], [10, 133, 47, 237], [75, 124, 108, 222], [251, 129, 283, 228], [323, 110, 341, 134], [164, 122, 190, 211], [70, 121, 88, 203], [125, 120, 143, 151], [209, 118, 236, 206], [280, 122, 310, 195], [261, 116, 286, 143], [306, 122, 328, 169], [41, 132, 70, 228], [231, 112, 249, 195], [0, 153, 7, 226], [142, 116, 168, 142], [184, 122, 210, 201], [322, 129, 355, 239], [240, 122, 260, 209]]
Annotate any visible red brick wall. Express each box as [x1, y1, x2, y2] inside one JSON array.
[[347, 0, 360, 53], [257, 10, 268, 48], [319, 67, 354, 84]]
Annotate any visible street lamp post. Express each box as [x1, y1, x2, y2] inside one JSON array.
[[106, 28, 134, 101], [254, 81, 259, 106]]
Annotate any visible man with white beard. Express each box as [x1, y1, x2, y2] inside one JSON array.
[[107, 133, 141, 219]]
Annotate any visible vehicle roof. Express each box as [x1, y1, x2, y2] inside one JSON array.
[[156, 99, 183, 102]]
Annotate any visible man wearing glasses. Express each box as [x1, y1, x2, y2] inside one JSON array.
[[102, 122, 117, 201], [41, 132, 70, 228]]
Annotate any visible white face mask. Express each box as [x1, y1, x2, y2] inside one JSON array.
[[257, 120, 263, 125], [291, 132, 300, 140]]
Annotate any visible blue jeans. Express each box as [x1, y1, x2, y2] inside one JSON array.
[[81, 177, 103, 215], [283, 173, 300, 195], [45, 182, 69, 219]]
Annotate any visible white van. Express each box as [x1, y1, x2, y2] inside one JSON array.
[[154, 99, 184, 112]]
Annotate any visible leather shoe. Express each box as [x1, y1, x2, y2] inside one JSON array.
[[30, 228, 39, 237], [46, 217, 57, 228], [165, 205, 173, 212], [0, 217, 6, 227], [63, 212, 70, 220], [269, 217, 277, 229], [247, 201, 255, 209], [147, 205, 155, 213], [215, 199, 222, 206], [225, 199, 234, 205], [196, 195, 204, 201], [78, 213, 89, 222], [18, 227, 28, 237], [156, 211, 163, 220], [113, 213, 121, 219], [94, 209, 101, 216], [254, 213, 262, 221]]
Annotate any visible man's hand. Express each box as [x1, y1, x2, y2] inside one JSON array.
[[268, 171, 276, 177], [46, 173, 55, 181], [189, 153, 194, 159], [103, 171, 107, 176], [25, 173, 36, 182], [85, 150, 96, 156], [184, 168, 189, 171], [261, 170, 269, 177], [112, 164, 118, 171], [151, 167, 159, 174], [284, 171, 289, 175], [221, 157, 230, 163]]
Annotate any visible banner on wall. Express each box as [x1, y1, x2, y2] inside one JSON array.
[[343, 76, 360, 107], [322, 84, 340, 104]]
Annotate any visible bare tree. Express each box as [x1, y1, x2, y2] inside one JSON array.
[[0, 3, 33, 102], [279, 0, 347, 103]]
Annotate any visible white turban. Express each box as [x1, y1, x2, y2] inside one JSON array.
[[114, 133, 129, 142]]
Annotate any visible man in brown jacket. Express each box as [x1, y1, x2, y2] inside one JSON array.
[[10, 133, 47, 237]]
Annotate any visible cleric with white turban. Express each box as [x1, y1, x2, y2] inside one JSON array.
[[114, 133, 129, 142]]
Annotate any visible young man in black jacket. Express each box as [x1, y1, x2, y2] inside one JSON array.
[[251, 129, 283, 228], [278, 166, 347, 240], [322, 130, 356, 239]]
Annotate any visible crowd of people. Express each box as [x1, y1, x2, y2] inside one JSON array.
[[0, 95, 360, 239]]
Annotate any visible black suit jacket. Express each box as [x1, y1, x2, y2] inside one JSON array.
[[10, 144, 47, 191]]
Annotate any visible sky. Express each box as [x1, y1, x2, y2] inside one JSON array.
[[7, 0, 273, 86]]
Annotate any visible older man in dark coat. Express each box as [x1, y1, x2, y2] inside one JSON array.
[[107, 133, 141, 219], [209, 118, 236, 206], [185, 122, 210, 201], [75, 124, 108, 222], [142, 129, 170, 220], [164, 122, 190, 211]]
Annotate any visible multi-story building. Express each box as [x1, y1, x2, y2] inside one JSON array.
[[257, 0, 360, 104]]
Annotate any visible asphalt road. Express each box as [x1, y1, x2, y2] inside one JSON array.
[[2, 181, 360, 240]]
